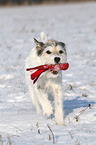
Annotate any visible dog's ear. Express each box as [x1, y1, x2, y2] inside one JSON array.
[[34, 38, 44, 55], [59, 42, 65, 48], [34, 38, 44, 48]]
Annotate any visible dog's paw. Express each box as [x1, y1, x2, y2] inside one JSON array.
[[56, 120, 66, 126], [55, 117, 66, 125], [43, 106, 53, 117]]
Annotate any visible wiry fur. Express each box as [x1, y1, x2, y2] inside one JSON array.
[[25, 33, 67, 125]]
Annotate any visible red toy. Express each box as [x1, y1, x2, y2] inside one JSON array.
[[26, 63, 69, 84]]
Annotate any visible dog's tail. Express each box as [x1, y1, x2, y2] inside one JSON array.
[[40, 32, 48, 42]]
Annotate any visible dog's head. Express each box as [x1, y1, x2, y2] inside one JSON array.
[[34, 38, 67, 77]]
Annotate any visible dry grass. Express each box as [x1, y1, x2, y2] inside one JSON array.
[[47, 124, 55, 144], [0, 134, 12, 145], [74, 104, 92, 122], [7, 134, 11, 145], [0, 135, 3, 145]]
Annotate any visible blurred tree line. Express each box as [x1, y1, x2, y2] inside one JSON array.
[[0, 0, 43, 5], [0, 0, 94, 5], [0, 0, 61, 5]]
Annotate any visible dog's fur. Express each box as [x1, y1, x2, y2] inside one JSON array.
[[25, 32, 67, 125]]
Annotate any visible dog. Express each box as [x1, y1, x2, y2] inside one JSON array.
[[25, 32, 67, 125]]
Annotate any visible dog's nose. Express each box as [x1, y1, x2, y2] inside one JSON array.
[[54, 57, 60, 63]]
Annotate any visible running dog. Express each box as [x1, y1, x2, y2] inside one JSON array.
[[25, 32, 67, 125]]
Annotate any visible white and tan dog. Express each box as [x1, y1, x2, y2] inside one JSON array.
[[25, 32, 67, 125]]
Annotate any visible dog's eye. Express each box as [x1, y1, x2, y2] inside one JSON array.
[[59, 50, 64, 54], [46, 50, 52, 54]]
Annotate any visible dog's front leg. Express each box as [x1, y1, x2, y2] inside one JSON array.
[[37, 88, 53, 117], [53, 85, 64, 125]]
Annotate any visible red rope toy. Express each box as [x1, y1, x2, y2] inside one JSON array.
[[26, 63, 69, 84]]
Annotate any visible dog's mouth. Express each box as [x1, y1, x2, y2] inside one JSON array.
[[50, 63, 60, 75], [50, 70, 58, 75]]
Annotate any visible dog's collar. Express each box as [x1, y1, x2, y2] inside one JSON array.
[[26, 63, 69, 84]]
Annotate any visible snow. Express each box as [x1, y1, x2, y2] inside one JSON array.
[[0, 2, 96, 144]]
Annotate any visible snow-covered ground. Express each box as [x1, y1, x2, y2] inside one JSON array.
[[0, 2, 96, 144]]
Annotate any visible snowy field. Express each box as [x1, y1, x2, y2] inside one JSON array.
[[0, 2, 96, 145]]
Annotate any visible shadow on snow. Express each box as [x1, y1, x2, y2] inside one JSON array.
[[64, 96, 95, 117]]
